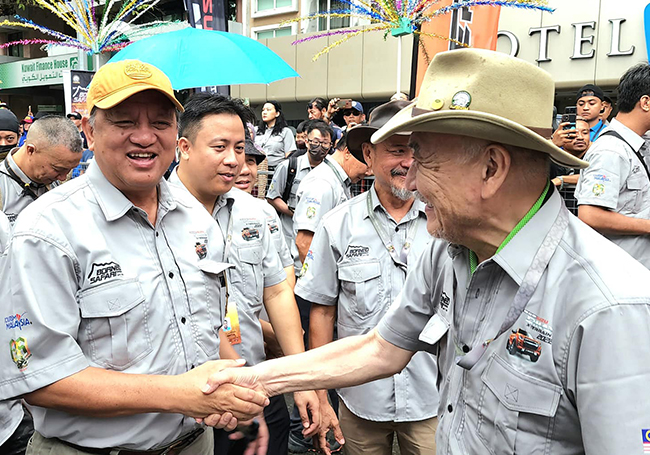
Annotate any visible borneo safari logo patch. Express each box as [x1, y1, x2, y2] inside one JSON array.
[[87, 262, 123, 284]]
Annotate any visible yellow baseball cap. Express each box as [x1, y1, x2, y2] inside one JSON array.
[[87, 60, 184, 113]]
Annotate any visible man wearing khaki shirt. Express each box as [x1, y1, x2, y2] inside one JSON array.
[[0, 60, 268, 454], [205, 49, 650, 455], [297, 100, 440, 455]]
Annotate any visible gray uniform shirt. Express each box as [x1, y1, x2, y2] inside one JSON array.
[[296, 185, 439, 422], [0, 161, 229, 450], [169, 172, 287, 365], [260, 200, 293, 269], [377, 189, 650, 454], [255, 127, 296, 168], [267, 154, 314, 247], [0, 210, 23, 446], [293, 156, 351, 273], [0, 148, 48, 224], [575, 118, 650, 268]]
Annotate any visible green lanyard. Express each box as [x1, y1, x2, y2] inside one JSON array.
[[469, 180, 550, 275]]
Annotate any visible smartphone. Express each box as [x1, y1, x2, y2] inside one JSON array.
[[561, 106, 577, 131], [337, 98, 352, 109]]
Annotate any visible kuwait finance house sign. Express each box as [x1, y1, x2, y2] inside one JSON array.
[[0, 54, 79, 89]]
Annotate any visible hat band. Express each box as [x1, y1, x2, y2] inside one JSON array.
[[411, 106, 552, 140]]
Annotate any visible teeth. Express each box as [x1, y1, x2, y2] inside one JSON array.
[[129, 153, 153, 158]]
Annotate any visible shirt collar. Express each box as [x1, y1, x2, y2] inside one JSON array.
[[591, 119, 604, 133], [168, 167, 233, 218], [324, 156, 351, 186], [86, 160, 176, 222], [298, 153, 315, 171], [6, 148, 36, 186], [492, 188, 562, 286], [213, 189, 236, 218], [606, 118, 645, 152], [363, 183, 425, 223]]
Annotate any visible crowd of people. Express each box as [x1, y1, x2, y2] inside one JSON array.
[[1, 47, 650, 455]]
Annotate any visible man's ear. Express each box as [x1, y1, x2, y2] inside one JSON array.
[[81, 116, 95, 152], [361, 142, 373, 168], [480, 143, 511, 200], [177, 137, 191, 161], [25, 143, 36, 156], [640, 95, 650, 113]]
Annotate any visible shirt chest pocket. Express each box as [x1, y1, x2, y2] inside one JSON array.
[[624, 173, 649, 213], [231, 245, 264, 305], [477, 354, 562, 455], [337, 260, 384, 325], [78, 278, 152, 371]]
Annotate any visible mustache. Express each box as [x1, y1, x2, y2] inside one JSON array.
[[390, 168, 408, 177]]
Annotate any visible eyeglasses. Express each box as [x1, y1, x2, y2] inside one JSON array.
[[342, 110, 360, 116], [308, 139, 331, 148]]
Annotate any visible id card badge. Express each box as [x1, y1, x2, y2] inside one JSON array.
[[223, 300, 242, 346], [419, 313, 450, 345]]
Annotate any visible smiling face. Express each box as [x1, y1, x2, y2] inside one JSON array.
[[234, 155, 258, 193], [83, 90, 177, 199], [406, 132, 483, 243], [177, 112, 246, 204], [363, 135, 412, 199]]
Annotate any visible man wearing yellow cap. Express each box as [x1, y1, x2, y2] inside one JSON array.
[[203, 49, 650, 455], [0, 60, 269, 454]]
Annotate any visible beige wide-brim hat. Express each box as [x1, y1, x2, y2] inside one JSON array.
[[371, 49, 588, 169]]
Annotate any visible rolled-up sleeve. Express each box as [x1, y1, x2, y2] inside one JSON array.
[[295, 221, 339, 305], [575, 147, 626, 210], [293, 180, 335, 233], [566, 302, 650, 454], [377, 242, 447, 353], [283, 129, 296, 155], [0, 234, 88, 400]]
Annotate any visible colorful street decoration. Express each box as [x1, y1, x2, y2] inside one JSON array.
[[0, 0, 180, 54], [284, 0, 553, 61]]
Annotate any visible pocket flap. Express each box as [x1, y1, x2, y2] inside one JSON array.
[[482, 354, 563, 417], [79, 278, 145, 318], [627, 175, 647, 190], [239, 246, 263, 265], [338, 261, 381, 283], [418, 313, 450, 345], [198, 259, 233, 275]]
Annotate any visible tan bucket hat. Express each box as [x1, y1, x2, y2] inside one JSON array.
[[371, 49, 588, 169]]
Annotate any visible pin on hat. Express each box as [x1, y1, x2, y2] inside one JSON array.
[[86, 60, 183, 113], [245, 136, 266, 164], [371, 48, 588, 169]]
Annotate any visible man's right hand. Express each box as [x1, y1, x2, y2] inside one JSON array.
[[312, 392, 345, 455], [551, 122, 577, 149], [179, 360, 269, 422]]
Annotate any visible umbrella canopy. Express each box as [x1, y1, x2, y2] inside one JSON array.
[[109, 27, 299, 90]]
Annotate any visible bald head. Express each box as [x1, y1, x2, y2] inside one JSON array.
[[26, 116, 83, 154], [14, 116, 83, 185]]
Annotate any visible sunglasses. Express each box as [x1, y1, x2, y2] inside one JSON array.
[[342, 109, 360, 116]]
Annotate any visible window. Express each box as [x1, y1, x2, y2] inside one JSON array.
[[253, 0, 298, 18], [317, 0, 349, 31], [252, 24, 297, 40], [7, 32, 23, 58]]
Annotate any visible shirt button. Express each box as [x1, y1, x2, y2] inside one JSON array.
[[181, 317, 186, 324], [395, 226, 399, 232], [168, 272, 174, 279], [447, 404, 453, 413], [156, 232, 159, 237], [462, 345, 470, 353], [191, 364, 195, 369]]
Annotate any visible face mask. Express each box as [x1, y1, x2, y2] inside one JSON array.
[[0, 143, 14, 155], [308, 144, 328, 162]]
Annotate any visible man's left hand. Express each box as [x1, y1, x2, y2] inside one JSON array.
[[293, 390, 320, 437]]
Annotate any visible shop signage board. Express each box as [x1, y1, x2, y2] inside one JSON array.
[[0, 54, 79, 90]]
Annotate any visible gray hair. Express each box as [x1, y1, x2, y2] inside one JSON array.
[[26, 115, 83, 154]]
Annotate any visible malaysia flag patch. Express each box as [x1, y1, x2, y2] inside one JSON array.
[[642, 429, 650, 453]]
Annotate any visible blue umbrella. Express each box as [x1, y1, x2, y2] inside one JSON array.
[[109, 27, 299, 89]]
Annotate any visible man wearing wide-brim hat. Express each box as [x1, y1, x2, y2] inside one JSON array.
[[204, 49, 650, 455], [298, 100, 441, 455]]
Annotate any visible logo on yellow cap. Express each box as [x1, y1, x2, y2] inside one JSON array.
[[124, 62, 152, 80]]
